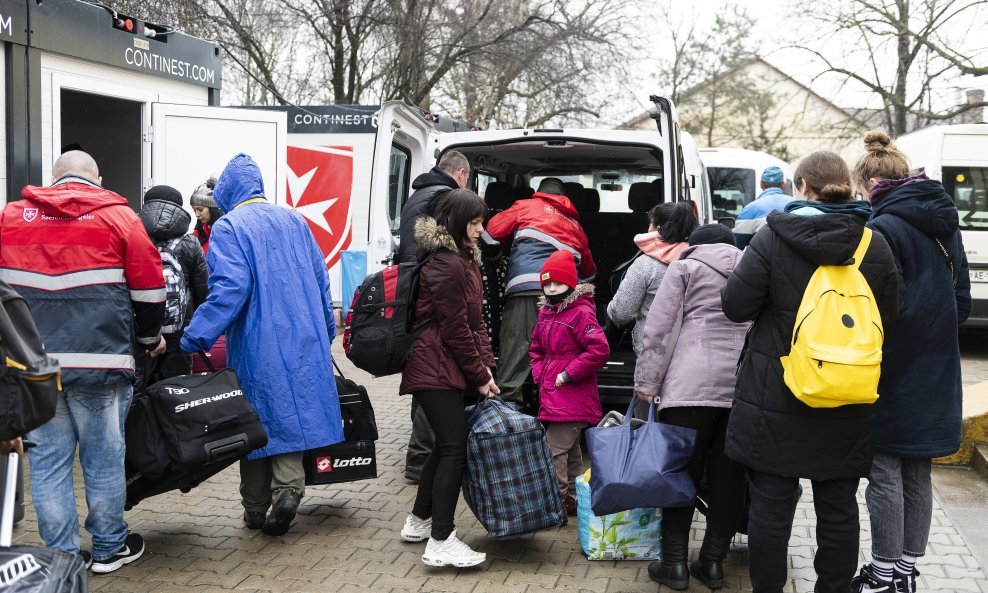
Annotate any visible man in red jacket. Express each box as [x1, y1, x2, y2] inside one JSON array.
[[0, 151, 165, 574], [487, 178, 595, 406]]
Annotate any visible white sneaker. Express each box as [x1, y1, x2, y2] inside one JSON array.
[[400, 514, 432, 542], [421, 530, 486, 568]]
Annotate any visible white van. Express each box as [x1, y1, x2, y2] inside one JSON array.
[[698, 147, 793, 220], [895, 124, 988, 327], [364, 97, 709, 405]]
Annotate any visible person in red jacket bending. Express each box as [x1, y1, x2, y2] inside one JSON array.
[[487, 178, 595, 407], [529, 250, 609, 515]]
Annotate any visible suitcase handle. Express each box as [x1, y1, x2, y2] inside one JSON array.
[[205, 434, 249, 464], [206, 415, 240, 432], [196, 350, 217, 374]]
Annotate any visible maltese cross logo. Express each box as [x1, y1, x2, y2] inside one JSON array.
[[22, 208, 38, 223]]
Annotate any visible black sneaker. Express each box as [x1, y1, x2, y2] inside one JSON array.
[[894, 568, 919, 593], [78, 550, 93, 570], [850, 564, 894, 593], [90, 533, 145, 574], [244, 510, 266, 530]]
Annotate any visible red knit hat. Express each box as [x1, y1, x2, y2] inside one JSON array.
[[540, 250, 578, 288]]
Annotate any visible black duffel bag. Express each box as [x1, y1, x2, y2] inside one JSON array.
[[136, 352, 267, 473]]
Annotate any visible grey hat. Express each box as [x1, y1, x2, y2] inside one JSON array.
[[190, 176, 218, 208]]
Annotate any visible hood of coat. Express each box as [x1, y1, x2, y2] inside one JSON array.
[[214, 153, 266, 213], [680, 243, 742, 278], [532, 192, 580, 219], [412, 166, 459, 191], [766, 209, 869, 266], [140, 199, 192, 241], [870, 174, 959, 240], [537, 283, 595, 311], [634, 231, 687, 264], [21, 180, 127, 217], [414, 216, 482, 265]]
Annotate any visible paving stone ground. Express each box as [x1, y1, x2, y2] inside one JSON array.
[[9, 343, 988, 592]]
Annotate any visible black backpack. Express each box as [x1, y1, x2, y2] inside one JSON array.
[[343, 254, 435, 376], [0, 280, 60, 440]]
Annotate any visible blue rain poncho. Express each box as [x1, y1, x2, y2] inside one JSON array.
[[181, 154, 343, 459]]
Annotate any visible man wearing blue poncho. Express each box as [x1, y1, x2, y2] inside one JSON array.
[[181, 153, 343, 536]]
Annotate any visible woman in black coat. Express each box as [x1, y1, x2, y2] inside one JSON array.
[[847, 131, 971, 593], [721, 151, 899, 593]]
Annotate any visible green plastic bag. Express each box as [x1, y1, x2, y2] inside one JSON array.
[[575, 469, 662, 560]]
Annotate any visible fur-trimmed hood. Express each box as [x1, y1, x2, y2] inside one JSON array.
[[538, 283, 595, 311], [414, 216, 482, 265]]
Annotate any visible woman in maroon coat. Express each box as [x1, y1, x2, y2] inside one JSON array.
[[398, 189, 498, 569]]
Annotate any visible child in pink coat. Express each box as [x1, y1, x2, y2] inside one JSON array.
[[529, 249, 610, 515]]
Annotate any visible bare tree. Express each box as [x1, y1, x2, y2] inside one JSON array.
[[433, 0, 637, 127], [793, 0, 988, 135]]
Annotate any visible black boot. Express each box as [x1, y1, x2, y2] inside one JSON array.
[[690, 532, 731, 589], [648, 531, 690, 590]]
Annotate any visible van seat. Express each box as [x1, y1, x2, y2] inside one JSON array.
[[564, 182, 586, 211], [583, 189, 600, 213], [628, 182, 660, 213], [485, 182, 514, 212]]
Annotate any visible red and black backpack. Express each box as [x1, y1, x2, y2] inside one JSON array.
[[342, 253, 436, 376]]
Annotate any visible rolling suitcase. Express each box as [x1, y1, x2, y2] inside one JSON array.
[[192, 335, 226, 374], [125, 352, 267, 509], [462, 397, 565, 538], [303, 365, 378, 485], [1, 452, 89, 592]]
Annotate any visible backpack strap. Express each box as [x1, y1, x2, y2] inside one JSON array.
[[850, 227, 872, 270]]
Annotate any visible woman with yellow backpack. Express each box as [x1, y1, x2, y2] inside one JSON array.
[[720, 150, 900, 593]]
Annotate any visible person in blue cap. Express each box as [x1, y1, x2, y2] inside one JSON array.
[[733, 166, 793, 249], [180, 153, 344, 537]]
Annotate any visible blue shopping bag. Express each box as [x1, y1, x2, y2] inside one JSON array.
[[585, 398, 697, 516]]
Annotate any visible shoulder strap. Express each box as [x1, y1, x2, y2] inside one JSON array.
[[851, 227, 872, 270]]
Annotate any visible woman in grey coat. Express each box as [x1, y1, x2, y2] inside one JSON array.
[[634, 224, 751, 591], [607, 202, 697, 354]]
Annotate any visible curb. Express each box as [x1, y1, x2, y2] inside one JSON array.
[[935, 380, 988, 466]]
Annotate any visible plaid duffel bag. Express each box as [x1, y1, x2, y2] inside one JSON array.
[[462, 398, 565, 538]]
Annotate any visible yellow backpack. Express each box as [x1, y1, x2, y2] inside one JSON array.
[[780, 227, 883, 408]]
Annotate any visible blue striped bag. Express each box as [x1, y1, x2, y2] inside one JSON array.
[[462, 398, 565, 538]]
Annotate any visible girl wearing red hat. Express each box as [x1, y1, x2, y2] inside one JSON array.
[[529, 249, 610, 515]]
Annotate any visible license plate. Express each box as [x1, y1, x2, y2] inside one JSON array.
[[970, 269, 988, 283]]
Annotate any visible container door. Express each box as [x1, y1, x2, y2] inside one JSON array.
[[367, 101, 435, 268], [150, 104, 287, 226]]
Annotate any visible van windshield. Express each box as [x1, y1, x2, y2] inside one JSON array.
[[943, 166, 988, 230], [530, 173, 662, 213], [708, 167, 756, 218]]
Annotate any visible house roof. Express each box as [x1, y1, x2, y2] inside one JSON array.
[[619, 56, 869, 130]]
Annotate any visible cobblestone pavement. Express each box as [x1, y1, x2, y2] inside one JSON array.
[[9, 343, 988, 593]]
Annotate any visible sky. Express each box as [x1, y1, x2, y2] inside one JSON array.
[[618, 0, 988, 123]]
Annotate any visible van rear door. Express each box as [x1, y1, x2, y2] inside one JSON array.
[[150, 104, 287, 218], [367, 101, 435, 267], [648, 95, 687, 204]]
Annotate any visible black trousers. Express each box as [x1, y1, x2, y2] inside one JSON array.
[[659, 406, 746, 539], [747, 469, 860, 593], [411, 390, 468, 540], [404, 398, 435, 480]]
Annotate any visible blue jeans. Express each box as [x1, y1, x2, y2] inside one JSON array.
[[27, 382, 133, 560]]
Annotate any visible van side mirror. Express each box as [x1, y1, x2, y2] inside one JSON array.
[[718, 217, 736, 230]]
